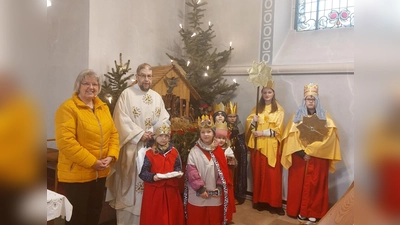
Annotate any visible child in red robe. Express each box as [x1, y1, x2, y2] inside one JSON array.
[[139, 122, 184, 225]]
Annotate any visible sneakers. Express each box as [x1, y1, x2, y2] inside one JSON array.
[[308, 217, 317, 223], [297, 214, 317, 224], [297, 214, 307, 221]]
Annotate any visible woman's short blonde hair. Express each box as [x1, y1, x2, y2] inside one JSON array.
[[73, 69, 102, 94]]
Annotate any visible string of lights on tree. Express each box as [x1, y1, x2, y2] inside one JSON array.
[[167, 0, 239, 113]]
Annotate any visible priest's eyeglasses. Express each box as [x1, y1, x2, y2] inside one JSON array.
[[137, 74, 153, 79]]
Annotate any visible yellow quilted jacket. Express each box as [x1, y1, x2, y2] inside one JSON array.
[[55, 93, 119, 183]]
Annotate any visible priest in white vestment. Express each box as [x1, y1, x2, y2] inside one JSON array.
[[106, 63, 170, 225]]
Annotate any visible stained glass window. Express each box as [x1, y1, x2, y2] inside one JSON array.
[[295, 0, 354, 31]]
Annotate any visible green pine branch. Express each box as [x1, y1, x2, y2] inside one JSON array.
[[99, 53, 134, 115]]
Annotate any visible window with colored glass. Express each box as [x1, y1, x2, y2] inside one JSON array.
[[295, 0, 354, 31]]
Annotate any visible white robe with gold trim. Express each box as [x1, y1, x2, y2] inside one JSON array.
[[105, 84, 169, 224]]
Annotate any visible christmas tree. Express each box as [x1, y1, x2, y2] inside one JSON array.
[[99, 53, 134, 115], [166, 0, 238, 115]]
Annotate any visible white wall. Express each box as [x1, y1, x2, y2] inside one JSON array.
[[201, 0, 262, 67], [47, 0, 90, 139], [88, 0, 185, 73]]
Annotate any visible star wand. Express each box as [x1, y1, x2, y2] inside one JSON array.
[[246, 61, 273, 150]]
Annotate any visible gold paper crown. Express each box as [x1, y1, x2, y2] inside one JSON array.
[[215, 121, 228, 131], [225, 102, 238, 115], [304, 83, 319, 97], [197, 115, 214, 129], [154, 123, 171, 136], [212, 102, 225, 113], [264, 79, 275, 89]]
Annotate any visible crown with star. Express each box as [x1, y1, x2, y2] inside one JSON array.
[[154, 122, 171, 137]]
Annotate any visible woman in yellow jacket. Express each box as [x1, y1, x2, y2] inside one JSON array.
[[55, 69, 119, 225]]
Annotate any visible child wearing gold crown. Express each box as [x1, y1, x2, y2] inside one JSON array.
[[225, 101, 248, 205], [212, 102, 228, 123], [245, 81, 285, 215], [281, 83, 341, 223], [138, 121, 184, 225], [214, 121, 237, 223], [185, 115, 230, 225]]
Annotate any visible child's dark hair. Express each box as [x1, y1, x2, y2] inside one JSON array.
[[212, 111, 227, 122]]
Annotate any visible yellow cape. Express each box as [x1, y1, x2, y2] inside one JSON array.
[[245, 103, 284, 167], [281, 112, 342, 172]]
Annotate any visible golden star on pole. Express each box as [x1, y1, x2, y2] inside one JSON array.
[[246, 61, 272, 88]]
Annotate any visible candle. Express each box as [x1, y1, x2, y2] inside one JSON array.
[[187, 61, 190, 67], [206, 65, 209, 70], [209, 21, 211, 26], [191, 33, 196, 37], [230, 41, 232, 47], [204, 72, 208, 77], [179, 24, 183, 29], [233, 79, 237, 83]]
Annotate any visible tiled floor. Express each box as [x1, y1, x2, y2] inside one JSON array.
[[52, 199, 301, 225]]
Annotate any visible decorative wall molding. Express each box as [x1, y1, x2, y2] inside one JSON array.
[[260, 0, 274, 64], [224, 63, 354, 76]]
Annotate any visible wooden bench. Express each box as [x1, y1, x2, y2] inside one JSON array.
[[318, 182, 354, 225]]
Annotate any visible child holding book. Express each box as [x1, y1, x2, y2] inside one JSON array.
[[139, 122, 184, 225]]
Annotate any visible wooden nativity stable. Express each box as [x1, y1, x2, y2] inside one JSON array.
[[151, 61, 202, 118]]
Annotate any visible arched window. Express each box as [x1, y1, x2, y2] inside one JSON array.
[[295, 0, 354, 31]]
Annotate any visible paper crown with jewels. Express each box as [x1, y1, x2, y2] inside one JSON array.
[[212, 102, 225, 113], [154, 122, 171, 137], [198, 115, 214, 129], [304, 82, 319, 97], [225, 101, 238, 115]]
